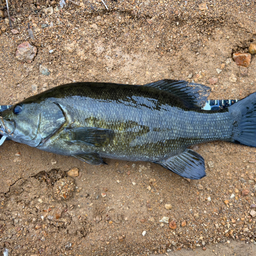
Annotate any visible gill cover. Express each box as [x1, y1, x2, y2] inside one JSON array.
[[0, 101, 65, 147]]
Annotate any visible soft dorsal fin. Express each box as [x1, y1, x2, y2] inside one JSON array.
[[156, 149, 206, 180], [144, 79, 211, 109]]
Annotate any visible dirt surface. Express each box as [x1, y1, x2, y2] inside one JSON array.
[[0, 0, 256, 255]]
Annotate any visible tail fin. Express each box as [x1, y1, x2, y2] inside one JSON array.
[[230, 92, 256, 147]]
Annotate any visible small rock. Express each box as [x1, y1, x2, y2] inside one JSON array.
[[208, 77, 218, 85], [235, 188, 239, 193], [197, 184, 204, 190], [169, 220, 177, 230], [165, 204, 172, 210], [49, 49, 55, 54], [101, 193, 106, 198], [225, 58, 232, 65], [159, 217, 169, 224], [0, 10, 4, 18], [11, 29, 19, 34], [242, 189, 250, 196], [230, 194, 235, 199], [224, 200, 229, 205], [31, 84, 38, 93], [16, 41, 37, 63], [208, 161, 214, 168], [132, 182, 136, 185], [181, 220, 186, 227], [51, 159, 57, 165], [199, 3, 208, 10], [216, 68, 222, 74], [142, 231, 146, 236], [250, 210, 256, 218], [233, 53, 251, 67], [207, 196, 211, 202], [229, 74, 237, 83], [43, 6, 54, 15], [249, 43, 256, 55], [251, 204, 256, 208], [240, 67, 248, 77], [188, 73, 193, 79], [67, 167, 79, 177], [39, 65, 50, 76], [147, 185, 151, 191]]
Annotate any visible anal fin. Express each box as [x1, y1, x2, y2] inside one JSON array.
[[156, 149, 206, 180], [72, 152, 106, 165]]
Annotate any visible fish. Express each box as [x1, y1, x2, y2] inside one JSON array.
[[0, 79, 255, 180]]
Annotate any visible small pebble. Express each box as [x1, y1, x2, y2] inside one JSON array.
[[216, 68, 222, 74], [197, 184, 204, 190], [241, 189, 250, 196], [251, 204, 256, 208], [16, 41, 37, 63], [188, 73, 193, 79], [249, 43, 256, 55], [31, 84, 38, 93], [49, 49, 55, 54], [43, 6, 54, 15], [240, 67, 248, 77], [164, 204, 172, 210], [39, 65, 50, 76], [208, 161, 214, 168], [208, 77, 218, 85], [229, 74, 237, 83], [101, 193, 106, 198], [142, 231, 146, 236], [67, 167, 79, 177], [169, 220, 177, 230], [181, 220, 186, 227], [199, 3, 208, 10], [233, 53, 251, 67], [0, 10, 4, 18], [159, 216, 169, 223], [250, 210, 256, 218], [230, 194, 235, 199], [132, 182, 136, 185], [11, 29, 19, 34], [207, 196, 211, 202], [224, 200, 229, 205]]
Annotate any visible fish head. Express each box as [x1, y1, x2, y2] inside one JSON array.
[[0, 101, 65, 147]]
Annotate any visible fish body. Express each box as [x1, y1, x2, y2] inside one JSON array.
[[0, 80, 255, 179]]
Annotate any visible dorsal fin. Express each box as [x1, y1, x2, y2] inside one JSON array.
[[144, 79, 211, 109]]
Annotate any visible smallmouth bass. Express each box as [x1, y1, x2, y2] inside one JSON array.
[[0, 80, 255, 179]]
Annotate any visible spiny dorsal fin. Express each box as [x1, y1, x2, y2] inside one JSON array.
[[144, 79, 211, 109]]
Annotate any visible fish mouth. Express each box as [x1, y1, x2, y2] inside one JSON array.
[[0, 116, 15, 137]]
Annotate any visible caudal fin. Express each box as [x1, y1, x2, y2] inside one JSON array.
[[230, 92, 256, 147]]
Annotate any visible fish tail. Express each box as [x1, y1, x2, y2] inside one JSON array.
[[229, 92, 256, 147]]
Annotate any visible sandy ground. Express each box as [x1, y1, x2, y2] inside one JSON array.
[[0, 0, 256, 255]]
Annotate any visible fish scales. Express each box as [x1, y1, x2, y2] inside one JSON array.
[[1, 80, 256, 179]]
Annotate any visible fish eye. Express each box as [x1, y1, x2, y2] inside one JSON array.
[[13, 104, 23, 115]]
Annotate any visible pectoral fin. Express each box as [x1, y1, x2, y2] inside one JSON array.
[[66, 127, 114, 147], [72, 153, 106, 165], [156, 149, 206, 180]]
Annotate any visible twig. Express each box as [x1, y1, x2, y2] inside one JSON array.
[[5, 0, 12, 28], [101, 0, 108, 10]]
